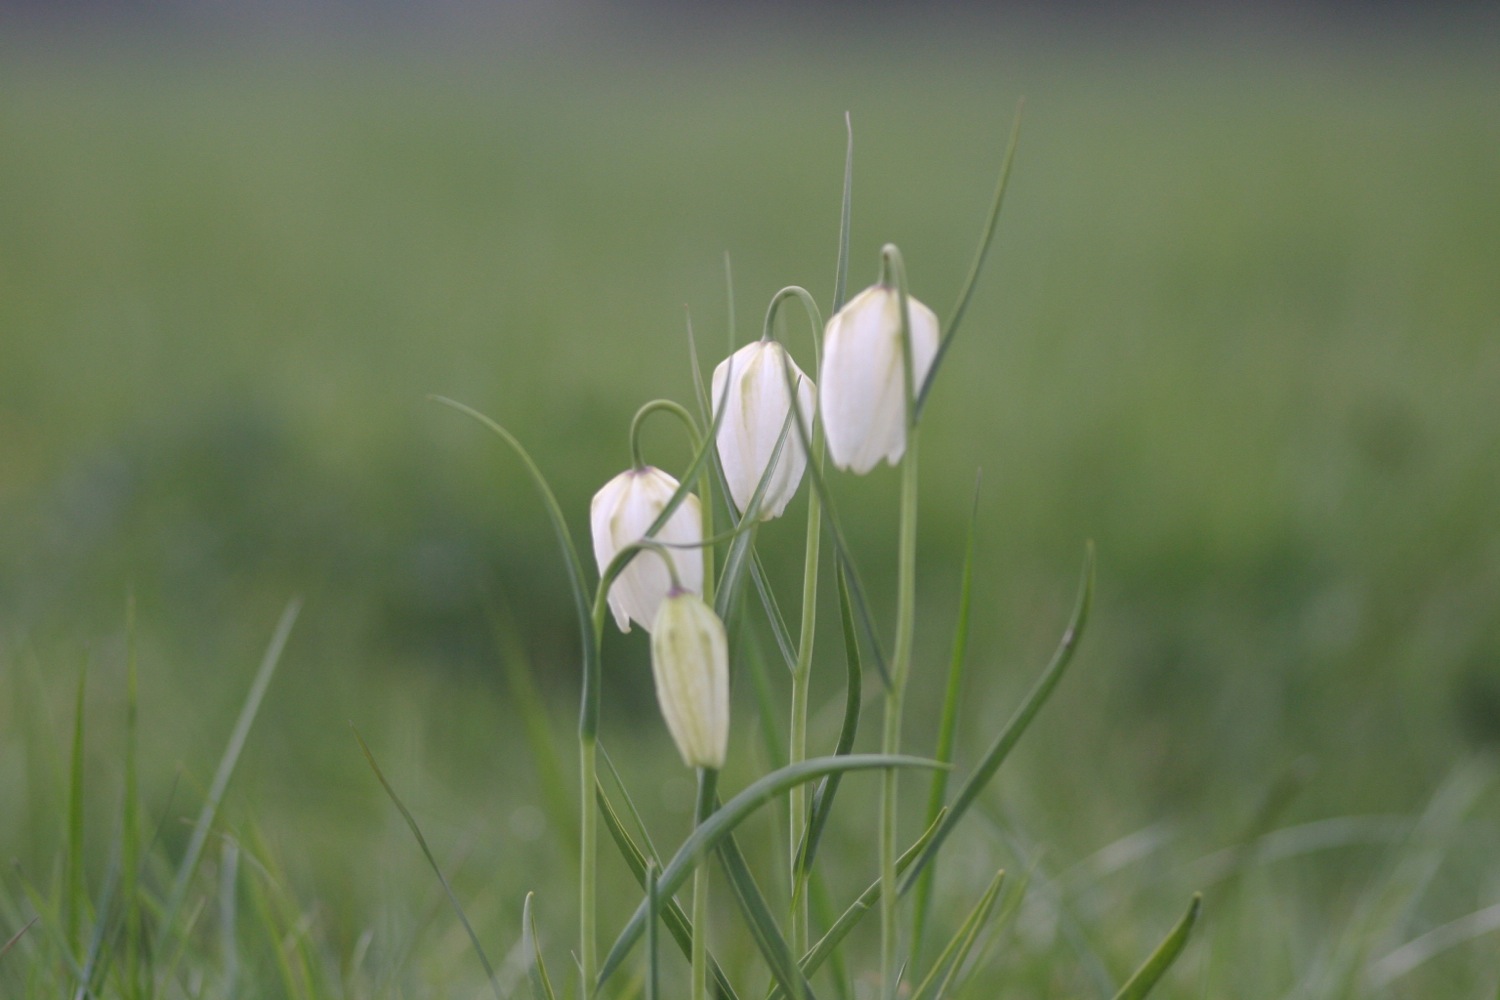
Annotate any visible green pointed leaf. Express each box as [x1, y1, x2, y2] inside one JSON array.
[[915, 103, 1023, 419], [832, 112, 853, 315], [0, 917, 37, 962], [1112, 893, 1202, 1000], [901, 544, 1094, 895], [522, 893, 557, 1000], [909, 870, 1004, 1000], [599, 754, 945, 990], [163, 600, 299, 934]]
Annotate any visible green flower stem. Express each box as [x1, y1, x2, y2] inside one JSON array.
[[880, 242, 919, 1000], [758, 284, 826, 956], [788, 427, 824, 954], [692, 767, 719, 1000], [880, 432, 920, 1000], [580, 735, 598, 996]]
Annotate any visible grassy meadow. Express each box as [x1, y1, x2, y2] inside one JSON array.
[[1, 18, 1498, 997]]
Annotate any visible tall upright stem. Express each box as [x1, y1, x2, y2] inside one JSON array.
[[788, 430, 824, 954], [880, 429, 920, 1000], [692, 768, 718, 1000], [580, 736, 598, 995]]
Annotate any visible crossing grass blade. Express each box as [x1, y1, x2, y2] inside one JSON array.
[[645, 867, 660, 1000], [767, 812, 945, 1000], [900, 544, 1094, 895], [794, 565, 863, 879], [1111, 893, 1203, 1000], [162, 599, 300, 938], [598, 754, 945, 991], [596, 780, 741, 1000], [908, 869, 1004, 1000], [911, 472, 982, 964], [0, 917, 37, 962], [353, 727, 504, 1000], [522, 893, 557, 1000], [750, 551, 799, 672], [714, 819, 818, 1000]]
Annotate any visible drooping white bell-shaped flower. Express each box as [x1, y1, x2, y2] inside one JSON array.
[[650, 589, 730, 770], [590, 467, 703, 633], [819, 284, 940, 475], [711, 340, 816, 521]]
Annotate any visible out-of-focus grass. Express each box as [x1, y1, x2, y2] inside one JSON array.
[[1, 23, 1498, 996]]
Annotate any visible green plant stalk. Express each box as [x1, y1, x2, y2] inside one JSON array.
[[693, 768, 719, 1000], [580, 735, 599, 996], [910, 476, 980, 967], [880, 430, 920, 1000], [788, 427, 824, 955], [583, 588, 618, 996], [879, 242, 920, 1000]]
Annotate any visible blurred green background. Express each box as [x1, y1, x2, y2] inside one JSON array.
[[2, 8, 1498, 996]]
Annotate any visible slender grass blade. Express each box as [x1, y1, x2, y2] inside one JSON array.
[[522, 893, 557, 1000], [900, 544, 1094, 894], [163, 600, 300, 935], [915, 103, 1023, 419], [1112, 893, 1202, 1000], [833, 113, 853, 315], [909, 869, 1004, 1000], [354, 727, 504, 1000]]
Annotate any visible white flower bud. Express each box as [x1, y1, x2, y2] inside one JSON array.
[[650, 590, 730, 770], [711, 341, 816, 521], [819, 283, 940, 475], [590, 467, 703, 633]]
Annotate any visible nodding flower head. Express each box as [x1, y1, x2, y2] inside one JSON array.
[[712, 340, 816, 521], [819, 283, 939, 475], [650, 589, 730, 770], [590, 467, 703, 633]]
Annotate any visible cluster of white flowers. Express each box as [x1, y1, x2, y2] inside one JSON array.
[[589, 282, 937, 770]]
